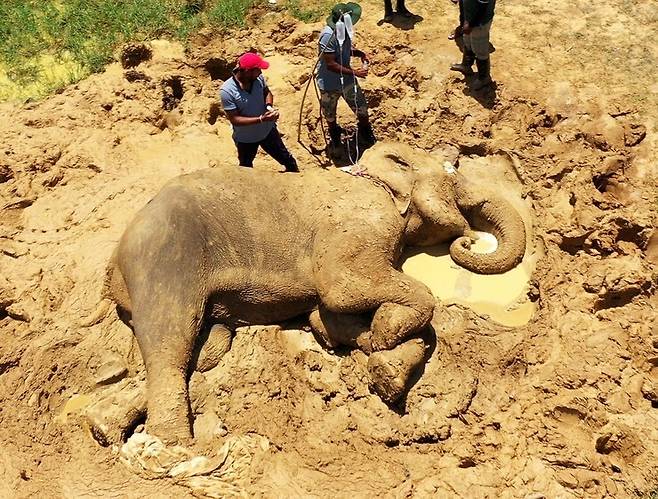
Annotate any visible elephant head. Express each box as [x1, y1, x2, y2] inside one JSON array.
[[361, 143, 526, 275]]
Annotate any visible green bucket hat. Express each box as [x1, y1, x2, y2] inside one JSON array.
[[326, 2, 362, 28]]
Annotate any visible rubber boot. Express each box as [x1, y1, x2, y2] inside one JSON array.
[[450, 49, 475, 75], [472, 57, 492, 90], [328, 122, 342, 146], [383, 0, 394, 20], [396, 0, 414, 16], [358, 119, 377, 145]]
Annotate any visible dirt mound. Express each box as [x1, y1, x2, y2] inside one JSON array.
[[1, 0, 657, 496]]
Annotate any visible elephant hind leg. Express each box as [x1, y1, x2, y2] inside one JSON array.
[[130, 295, 204, 444]]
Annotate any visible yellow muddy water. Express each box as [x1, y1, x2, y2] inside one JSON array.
[[402, 232, 535, 327], [55, 393, 93, 423]]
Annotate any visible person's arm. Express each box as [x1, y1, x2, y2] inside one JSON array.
[[220, 88, 276, 126], [321, 53, 368, 78], [224, 110, 271, 126], [260, 76, 278, 119], [261, 74, 274, 108], [220, 89, 253, 126], [264, 86, 274, 108], [319, 31, 367, 77]]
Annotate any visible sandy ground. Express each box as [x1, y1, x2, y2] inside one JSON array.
[[1, 0, 657, 496]]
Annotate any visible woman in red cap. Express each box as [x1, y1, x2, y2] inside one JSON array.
[[220, 52, 299, 172]]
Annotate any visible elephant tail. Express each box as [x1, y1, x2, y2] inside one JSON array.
[[79, 248, 131, 328], [78, 298, 113, 328], [449, 197, 526, 275]]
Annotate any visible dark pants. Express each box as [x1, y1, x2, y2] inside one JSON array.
[[235, 127, 298, 172]]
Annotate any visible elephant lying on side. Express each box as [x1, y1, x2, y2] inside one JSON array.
[[104, 142, 526, 442]]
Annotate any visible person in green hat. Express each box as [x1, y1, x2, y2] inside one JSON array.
[[316, 2, 377, 148]]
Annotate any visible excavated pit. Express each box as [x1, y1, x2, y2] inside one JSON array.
[[0, 2, 657, 497]]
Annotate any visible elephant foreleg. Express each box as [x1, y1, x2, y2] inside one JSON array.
[[370, 301, 431, 351], [310, 304, 428, 403], [319, 268, 435, 352], [316, 259, 435, 402]]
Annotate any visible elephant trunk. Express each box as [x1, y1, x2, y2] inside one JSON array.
[[450, 195, 526, 275]]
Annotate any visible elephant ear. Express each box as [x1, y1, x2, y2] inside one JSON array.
[[359, 143, 415, 215]]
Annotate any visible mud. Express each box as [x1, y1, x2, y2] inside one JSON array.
[[1, 0, 657, 496]]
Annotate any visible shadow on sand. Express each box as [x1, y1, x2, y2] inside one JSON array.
[[377, 12, 423, 30]]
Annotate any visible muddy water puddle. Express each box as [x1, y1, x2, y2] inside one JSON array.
[[55, 393, 93, 423], [402, 232, 535, 327]]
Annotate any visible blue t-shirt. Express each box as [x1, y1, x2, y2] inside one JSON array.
[[219, 74, 274, 143], [316, 26, 355, 92]]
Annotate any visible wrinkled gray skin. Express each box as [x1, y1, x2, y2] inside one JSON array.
[[105, 142, 526, 442]]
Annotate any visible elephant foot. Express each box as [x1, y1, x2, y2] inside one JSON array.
[[309, 308, 339, 349], [367, 338, 426, 404], [309, 307, 372, 352], [144, 364, 195, 445], [146, 418, 193, 446], [194, 323, 232, 372], [370, 301, 434, 351], [85, 378, 147, 446]]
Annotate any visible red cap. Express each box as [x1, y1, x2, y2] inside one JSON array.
[[238, 52, 270, 70]]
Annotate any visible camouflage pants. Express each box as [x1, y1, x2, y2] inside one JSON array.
[[464, 20, 493, 60], [320, 85, 369, 121]]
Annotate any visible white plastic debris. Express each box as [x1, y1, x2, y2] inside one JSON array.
[[119, 431, 270, 497]]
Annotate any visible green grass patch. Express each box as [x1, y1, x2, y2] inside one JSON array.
[[0, 0, 183, 99], [286, 0, 333, 23], [207, 0, 257, 27], [0, 0, 326, 102]]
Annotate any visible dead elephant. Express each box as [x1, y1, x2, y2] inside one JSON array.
[[103, 142, 526, 442]]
